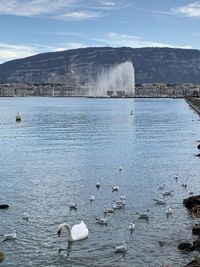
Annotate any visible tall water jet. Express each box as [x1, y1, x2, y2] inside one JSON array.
[[93, 61, 135, 97]]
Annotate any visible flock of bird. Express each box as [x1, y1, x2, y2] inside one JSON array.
[[1, 168, 194, 259]]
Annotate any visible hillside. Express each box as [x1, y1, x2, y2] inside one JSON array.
[[0, 47, 200, 85]]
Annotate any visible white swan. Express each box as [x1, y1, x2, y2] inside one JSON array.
[[112, 186, 119, 192], [68, 200, 77, 210], [57, 221, 89, 242], [189, 187, 193, 195]]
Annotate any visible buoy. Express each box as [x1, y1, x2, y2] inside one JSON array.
[[15, 113, 21, 122]]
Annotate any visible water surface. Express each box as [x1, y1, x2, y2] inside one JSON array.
[[0, 97, 200, 267]]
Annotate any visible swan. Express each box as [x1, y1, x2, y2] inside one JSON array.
[[15, 112, 21, 122], [96, 182, 101, 190], [95, 217, 108, 225], [57, 221, 89, 242], [115, 241, 127, 253], [21, 210, 29, 220], [69, 200, 77, 210], [1, 230, 16, 242]]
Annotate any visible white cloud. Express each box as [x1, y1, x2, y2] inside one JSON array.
[[0, 0, 121, 20], [172, 2, 200, 17], [89, 32, 192, 49], [60, 11, 102, 21], [0, 41, 86, 63]]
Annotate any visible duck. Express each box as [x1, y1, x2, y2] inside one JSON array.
[[57, 221, 89, 242], [112, 186, 119, 192], [96, 182, 101, 190], [136, 210, 149, 220], [89, 195, 95, 202], [128, 223, 135, 233], [95, 217, 108, 225], [166, 206, 173, 215], [21, 210, 29, 220], [115, 241, 127, 253], [1, 230, 16, 242], [68, 200, 77, 210]]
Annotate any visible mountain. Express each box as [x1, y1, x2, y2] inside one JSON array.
[[0, 46, 200, 85]]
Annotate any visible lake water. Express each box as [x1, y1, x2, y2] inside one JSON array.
[[0, 97, 200, 267]]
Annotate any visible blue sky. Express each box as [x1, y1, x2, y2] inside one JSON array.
[[0, 0, 200, 63]]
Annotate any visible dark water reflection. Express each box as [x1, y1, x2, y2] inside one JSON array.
[[0, 97, 200, 266]]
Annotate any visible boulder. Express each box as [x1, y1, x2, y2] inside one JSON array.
[[197, 144, 200, 150], [193, 224, 200, 235], [183, 196, 200, 210], [184, 257, 200, 266], [178, 241, 193, 251], [0, 251, 4, 262]]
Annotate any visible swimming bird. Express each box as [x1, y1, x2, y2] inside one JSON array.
[[189, 188, 194, 195], [103, 207, 115, 214], [2, 230, 16, 242], [129, 110, 133, 115], [128, 223, 135, 233], [161, 191, 173, 196], [89, 195, 95, 202], [96, 182, 101, 190], [118, 166, 123, 171], [181, 182, 187, 188], [21, 210, 29, 220], [120, 194, 126, 200], [153, 199, 166, 205], [157, 184, 165, 190], [136, 210, 149, 220], [112, 186, 119, 192], [68, 200, 77, 210], [174, 175, 179, 181], [112, 203, 124, 210], [166, 206, 173, 215], [95, 217, 108, 225], [15, 112, 21, 122], [57, 221, 89, 242], [115, 241, 127, 253]]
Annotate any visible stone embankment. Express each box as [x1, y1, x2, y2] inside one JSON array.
[[185, 96, 200, 114]]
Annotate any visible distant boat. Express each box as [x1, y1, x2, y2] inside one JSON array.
[[15, 113, 21, 122]]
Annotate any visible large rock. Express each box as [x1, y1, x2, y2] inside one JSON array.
[[178, 241, 193, 251], [0, 204, 9, 209], [183, 196, 200, 210], [193, 224, 200, 235], [184, 257, 200, 267]]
